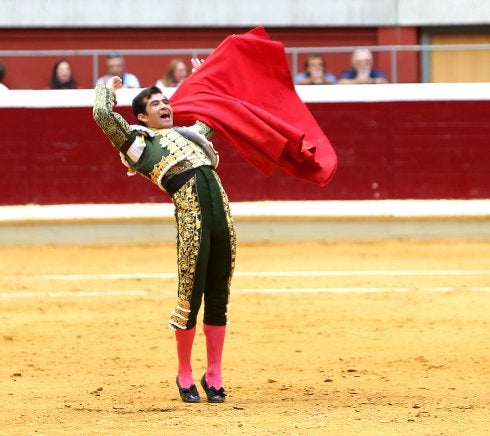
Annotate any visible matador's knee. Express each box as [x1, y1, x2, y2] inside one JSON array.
[[169, 297, 191, 330]]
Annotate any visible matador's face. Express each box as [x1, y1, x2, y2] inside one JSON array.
[[137, 93, 174, 129]]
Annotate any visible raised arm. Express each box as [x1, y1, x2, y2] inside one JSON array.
[[93, 76, 135, 151]]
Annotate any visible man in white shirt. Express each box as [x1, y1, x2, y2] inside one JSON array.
[[96, 52, 140, 88]]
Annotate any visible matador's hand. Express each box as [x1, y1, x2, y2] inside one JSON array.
[[191, 58, 205, 73], [105, 76, 123, 105]]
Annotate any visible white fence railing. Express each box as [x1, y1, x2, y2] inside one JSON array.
[[1, 43, 490, 84]]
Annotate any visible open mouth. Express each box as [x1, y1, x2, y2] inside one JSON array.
[[160, 112, 171, 120]]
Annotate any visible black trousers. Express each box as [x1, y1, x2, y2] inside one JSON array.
[[169, 167, 236, 330]]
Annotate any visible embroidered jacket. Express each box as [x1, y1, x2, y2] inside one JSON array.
[[93, 84, 218, 192]]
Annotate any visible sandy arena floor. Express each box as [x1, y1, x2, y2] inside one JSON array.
[[1, 240, 489, 435]]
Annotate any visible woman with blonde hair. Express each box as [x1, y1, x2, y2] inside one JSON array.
[[156, 58, 189, 88]]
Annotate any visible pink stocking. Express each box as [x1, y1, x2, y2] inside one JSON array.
[[175, 327, 196, 388], [203, 324, 226, 389]]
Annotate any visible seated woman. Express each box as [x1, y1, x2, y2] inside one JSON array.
[[47, 59, 79, 89], [155, 58, 189, 88], [294, 54, 336, 85]]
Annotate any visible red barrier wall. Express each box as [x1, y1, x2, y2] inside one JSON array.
[[1, 86, 488, 205]]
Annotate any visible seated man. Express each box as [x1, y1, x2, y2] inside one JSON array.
[[96, 52, 140, 88], [338, 48, 388, 84]]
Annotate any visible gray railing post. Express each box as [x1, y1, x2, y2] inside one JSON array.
[[391, 47, 397, 84], [291, 49, 298, 81], [92, 52, 99, 86]]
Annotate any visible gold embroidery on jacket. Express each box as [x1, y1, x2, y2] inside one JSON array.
[[93, 85, 132, 150], [149, 130, 211, 188], [194, 120, 213, 139]]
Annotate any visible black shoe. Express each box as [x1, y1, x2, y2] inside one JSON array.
[[176, 376, 200, 403], [200, 374, 226, 403]]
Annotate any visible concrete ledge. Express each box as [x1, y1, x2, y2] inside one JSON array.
[[1, 200, 490, 245], [3, 84, 490, 109]]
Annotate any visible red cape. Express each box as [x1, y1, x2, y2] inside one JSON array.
[[170, 27, 337, 186]]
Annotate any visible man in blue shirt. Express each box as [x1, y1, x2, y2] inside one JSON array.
[[339, 49, 388, 84]]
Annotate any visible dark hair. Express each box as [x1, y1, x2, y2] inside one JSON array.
[[304, 54, 325, 70], [132, 85, 163, 125], [50, 59, 77, 89], [0, 62, 5, 82]]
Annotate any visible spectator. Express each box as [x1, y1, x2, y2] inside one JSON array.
[[338, 49, 388, 84], [0, 62, 8, 91], [294, 54, 336, 85], [96, 52, 140, 88], [48, 59, 78, 89], [156, 58, 189, 88]]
